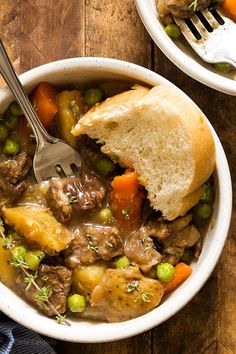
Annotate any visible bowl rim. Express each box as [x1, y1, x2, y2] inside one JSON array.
[[0, 57, 232, 342], [135, 0, 236, 96]]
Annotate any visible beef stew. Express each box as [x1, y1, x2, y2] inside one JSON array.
[[0, 81, 214, 324]]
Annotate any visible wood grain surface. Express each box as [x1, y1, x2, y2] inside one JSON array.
[[0, 1, 235, 353]]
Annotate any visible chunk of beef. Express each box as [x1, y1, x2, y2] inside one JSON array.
[[124, 227, 162, 272], [46, 178, 72, 223], [169, 224, 201, 248], [91, 267, 164, 322], [46, 174, 105, 223], [64, 225, 123, 268], [157, 0, 211, 19], [0, 152, 31, 201], [16, 264, 72, 316], [145, 218, 170, 240], [143, 215, 201, 265], [168, 214, 193, 233], [163, 222, 201, 265]]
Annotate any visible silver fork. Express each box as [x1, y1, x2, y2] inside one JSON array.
[[174, 9, 236, 68], [0, 39, 82, 183]]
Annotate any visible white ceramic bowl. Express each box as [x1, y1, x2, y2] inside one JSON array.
[[0, 58, 232, 342], [135, 0, 236, 96]]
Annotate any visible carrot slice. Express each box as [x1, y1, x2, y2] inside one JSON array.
[[223, 0, 236, 21], [164, 262, 192, 294], [31, 82, 58, 129], [110, 170, 144, 231]]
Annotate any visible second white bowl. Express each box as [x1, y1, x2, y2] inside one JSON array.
[[135, 0, 236, 96]]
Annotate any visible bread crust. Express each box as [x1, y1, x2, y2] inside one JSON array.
[[140, 86, 215, 197]]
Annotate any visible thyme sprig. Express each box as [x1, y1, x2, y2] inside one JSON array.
[[36, 286, 53, 302], [0, 219, 70, 326], [10, 256, 29, 269], [2, 234, 13, 250]]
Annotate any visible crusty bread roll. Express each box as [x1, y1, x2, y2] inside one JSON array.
[[72, 85, 215, 220]]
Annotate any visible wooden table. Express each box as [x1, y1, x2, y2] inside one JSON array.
[[1, 1, 235, 353]]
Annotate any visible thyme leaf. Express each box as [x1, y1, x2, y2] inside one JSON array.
[[122, 209, 130, 219], [144, 245, 151, 253], [105, 241, 114, 248], [127, 280, 139, 293], [36, 286, 52, 302], [24, 271, 38, 291], [189, 0, 198, 11], [56, 314, 67, 324], [140, 237, 151, 252], [90, 245, 99, 253], [70, 196, 78, 204], [2, 234, 13, 249], [10, 256, 29, 269], [140, 237, 148, 244], [86, 235, 99, 254], [141, 292, 152, 303], [42, 275, 49, 282]]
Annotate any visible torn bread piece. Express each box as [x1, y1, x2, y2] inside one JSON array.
[[72, 85, 215, 220]]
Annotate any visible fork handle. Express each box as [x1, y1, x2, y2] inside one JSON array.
[[0, 39, 55, 147]]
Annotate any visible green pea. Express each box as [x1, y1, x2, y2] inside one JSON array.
[[213, 63, 232, 73], [25, 250, 45, 271], [165, 24, 181, 39], [201, 182, 214, 203], [156, 263, 174, 282], [95, 157, 115, 175], [194, 203, 212, 219], [31, 250, 45, 261], [68, 294, 86, 313], [115, 256, 130, 269], [3, 139, 20, 155], [0, 124, 9, 140], [5, 114, 19, 129], [99, 208, 112, 223], [9, 101, 23, 116], [84, 88, 103, 105], [12, 245, 27, 261]]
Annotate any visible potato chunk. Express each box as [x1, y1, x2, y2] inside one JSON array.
[[91, 267, 164, 322], [3, 206, 73, 254], [57, 90, 85, 146], [0, 239, 17, 288], [73, 262, 107, 298]]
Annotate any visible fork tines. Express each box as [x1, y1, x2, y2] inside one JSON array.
[[174, 9, 225, 41]]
